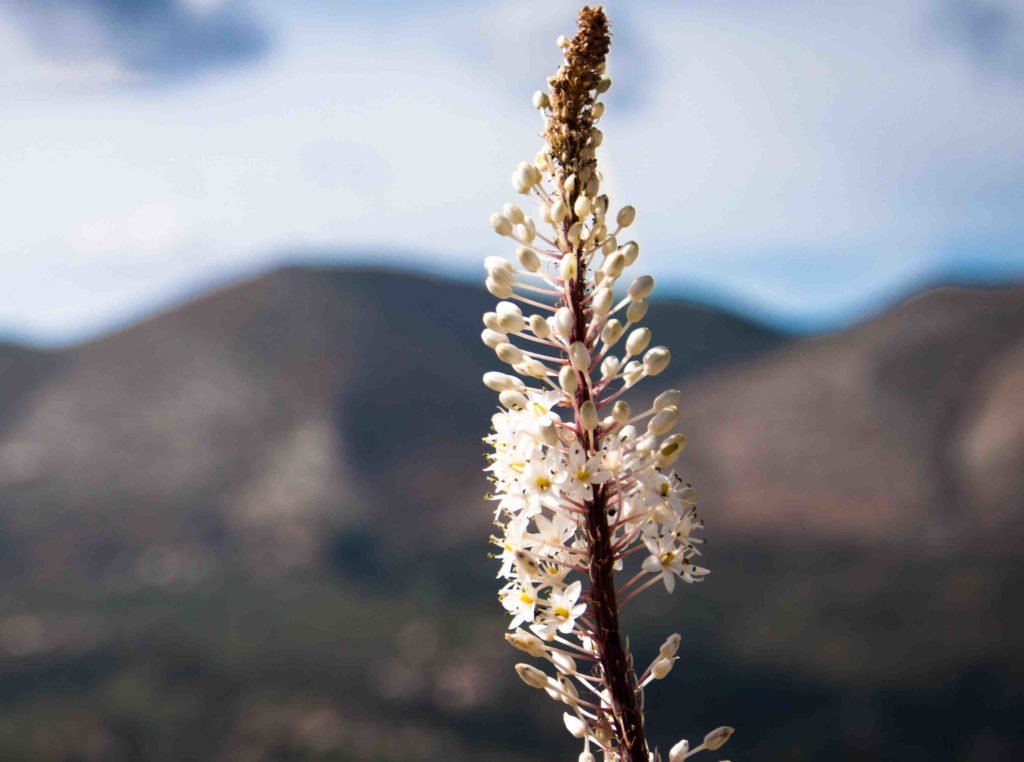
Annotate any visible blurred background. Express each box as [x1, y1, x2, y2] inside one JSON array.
[[0, 1, 1022, 760]]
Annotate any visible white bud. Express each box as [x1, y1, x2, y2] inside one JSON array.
[[703, 727, 734, 751], [482, 372, 524, 392], [512, 161, 541, 193], [486, 277, 513, 299], [515, 663, 550, 690], [516, 357, 548, 378], [551, 199, 568, 224], [503, 203, 525, 224], [591, 128, 603, 147], [481, 328, 508, 349], [603, 251, 625, 279], [569, 341, 590, 371], [482, 312, 502, 332], [621, 240, 639, 265], [506, 629, 547, 657], [600, 355, 621, 379], [626, 327, 651, 356], [651, 657, 675, 679], [648, 405, 679, 436], [659, 633, 681, 659], [643, 346, 671, 376], [655, 434, 687, 467], [612, 400, 631, 424], [563, 712, 587, 739], [617, 205, 636, 227], [592, 101, 605, 118], [602, 235, 618, 255], [560, 255, 577, 282], [654, 389, 681, 410], [521, 216, 536, 242], [496, 301, 525, 332], [628, 275, 655, 301], [627, 298, 649, 323], [499, 389, 529, 410], [579, 400, 598, 431], [668, 739, 690, 762], [530, 313, 551, 339], [485, 256, 515, 285], [623, 360, 644, 386], [580, 751, 596, 762], [574, 194, 591, 218], [601, 319, 624, 346], [564, 174, 577, 195], [532, 90, 550, 109], [559, 364, 578, 394], [496, 343, 524, 365], [557, 35, 570, 49], [517, 246, 541, 272], [567, 221, 583, 245], [554, 307, 573, 339], [490, 213, 514, 236], [532, 418, 560, 447], [597, 76, 612, 93], [591, 287, 614, 315]]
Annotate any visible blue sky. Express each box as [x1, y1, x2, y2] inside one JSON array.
[[2, 0, 1023, 344]]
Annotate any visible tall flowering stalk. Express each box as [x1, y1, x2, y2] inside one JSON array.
[[481, 7, 733, 762]]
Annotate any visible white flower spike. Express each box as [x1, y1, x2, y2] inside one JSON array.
[[480, 7, 731, 762]]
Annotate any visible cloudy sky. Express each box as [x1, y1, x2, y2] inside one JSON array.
[[2, 0, 1024, 344]]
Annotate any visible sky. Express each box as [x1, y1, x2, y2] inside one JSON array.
[[2, 0, 1024, 345]]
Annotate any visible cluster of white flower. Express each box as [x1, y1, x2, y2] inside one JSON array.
[[480, 13, 731, 762]]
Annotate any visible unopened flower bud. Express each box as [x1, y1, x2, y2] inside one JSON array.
[[532, 418, 559, 447], [626, 327, 651, 356], [574, 195, 591, 218], [603, 251, 625, 280], [601, 319, 624, 346], [567, 221, 583, 246], [569, 341, 590, 371], [612, 400, 631, 424], [659, 633, 681, 659], [623, 360, 644, 386], [592, 101, 605, 118], [651, 657, 675, 679], [654, 389, 681, 410], [628, 275, 655, 301], [602, 235, 618, 255], [530, 313, 551, 338], [482, 312, 502, 331], [481, 328, 508, 349], [557, 34, 570, 49], [648, 405, 678, 436], [532, 90, 550, 109], [482, 372, 525, 392], [496, 343, 524, 365], [617, 205, 636, 227], [559, 364, 578, 394], [591, 287, 613, 315], [655, 433, 687, 467], [560, 255, 577, 282], [597, 75, 612, 93], [551, 199, 568, 224], [496, 300, 524, 330], [579, 400, 598, 431], [499, 389, 528, 410], [503, 203, 525, 224], [486, 277, 513, 299], [669, 739, 690, 762], [515, 663, 550, 690], [490, 213, 514, 237], [643, 346, 671, 376], [512, 161, 541, 193], [703, 727, 734, 751], [564, 712, 587, 738], [591, 128, 603, 148], [621, 240, 639, 265], [627, 298, 649, 323], [516, 357, 548, 378], [506, 629, 546, 657], [580, 751, 596, 762], [554, 307, 573, 339], [517, 246, 541, 272], [600, 355, 621, 379]]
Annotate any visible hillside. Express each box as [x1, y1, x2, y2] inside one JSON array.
[[0, 267, 1019, 762]]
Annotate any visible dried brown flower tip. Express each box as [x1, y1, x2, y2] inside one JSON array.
[[545, 5, 611, 177]]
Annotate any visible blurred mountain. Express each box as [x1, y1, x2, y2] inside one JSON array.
[[0, 267, 1020, 762]]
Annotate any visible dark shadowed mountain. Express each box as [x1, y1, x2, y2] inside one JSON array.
[[0, 266, 1020, 762]]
